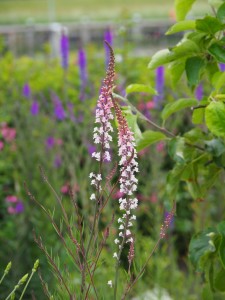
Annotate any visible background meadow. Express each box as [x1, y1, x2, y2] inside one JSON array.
[[1, 0, 225, 299]]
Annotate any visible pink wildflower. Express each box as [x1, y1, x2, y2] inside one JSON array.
[[112, 98, 139, 247], [1, 125, 16, 142], [6, 195, 18, 203], [92, 42, 115, 163]]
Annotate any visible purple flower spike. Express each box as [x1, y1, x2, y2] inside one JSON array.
[[52, 94, 66, 120], [31, 100, 39, 116], [153, 66, 165, 108], [60, 32, 69, 69], [15, 201, 24, 214], [219, 63, 225, 72], [104, 28, 113, 67], [78, 48, 87, 83], [54, 155, 62, 168], [46, 136, 55, 149], [23, 83, 31, 98], [195, 83, 203, 101]]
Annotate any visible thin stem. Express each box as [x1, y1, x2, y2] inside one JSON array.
[[0, 272, 7, 285], [114, 216, 130, 300], [19, 270, 36, 300], [112, 93, 175, 138], [121, 239, 161, 300]]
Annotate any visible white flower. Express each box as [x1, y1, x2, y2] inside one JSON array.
[[89, 172, 94, 178], [90, 193, 96, 200], [114, 239, 120, 244], [113, 252, 118, 259], [107, 280, 113, 288]]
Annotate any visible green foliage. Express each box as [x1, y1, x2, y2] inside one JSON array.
[[175, 0, 196, 21]]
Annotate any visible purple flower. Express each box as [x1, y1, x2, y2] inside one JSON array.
[[87, 144, 96, 156], [67, 102, 76, 122], [60, 32, 69, 69], [104, 28, 113, 67], [52, 94, 66, 120], [23, 83, 31, 98], [195, 83, 203, 101], [78, 48, 87, 83], [54, 155, 62, 168], [46, 136, 55, 149], [15, 201, 24, 214], [153, 66, 165, 108], [219, 63, 225, 72], [30, 100, 39, 115]]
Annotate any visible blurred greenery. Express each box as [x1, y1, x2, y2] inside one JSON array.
[[0, 0, 209, 24]]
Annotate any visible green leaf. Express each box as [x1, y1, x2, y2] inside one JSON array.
[[196, 16, 224, 35], [136, 130, 167, 152], [185, 56, 205, 88], [205, 102, 225, 137], [148, 40, 199, 69], [125, 113, 143, 144], [205, 139, 225, 157], [192, 107, 205, 124], [214, 72, 225, 90], [175, 0, 196, 21], [166, 164, 185, 199], [168, 137, 196, 163], [125, 84, 156, 95], [217, 2, 225, 21], [162, 98, 198, 121], [208, 43, 225, 64], [189, 228, 217, 271], [166, 20, 196, 35], [201, 284, 213, 300], [169, 59, 186, 87], [217, 221, 225, 270], [214, 268, 225, 292], [148, 49, 177, 69], [172, 39, 200, 56]]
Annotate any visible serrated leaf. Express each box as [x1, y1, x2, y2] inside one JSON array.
[[136, 130, 167, 152], [185, 56, 205, 88], [189, 229, 217, 271], [208, 43, 225, 64], [175, 0, 196, 21], [196, 16, 224, 35], [217, 2, 225, 21], [125, 84, 156, 95], [162, 98, 198, 121], [205, 102, 225, 137], [217, 221, 225, 270], [166, 20, 196, 35]]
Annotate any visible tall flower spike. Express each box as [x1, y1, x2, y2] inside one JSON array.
[[112, 98, 139, 247], [91, 41, 115, 164]]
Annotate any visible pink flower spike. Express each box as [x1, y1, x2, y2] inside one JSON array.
[[92, 41, 115, 163]]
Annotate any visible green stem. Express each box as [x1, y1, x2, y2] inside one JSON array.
[[112, 93, 175, 138], [19, 270, 36, 300], [113, 216, 129, 300]]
